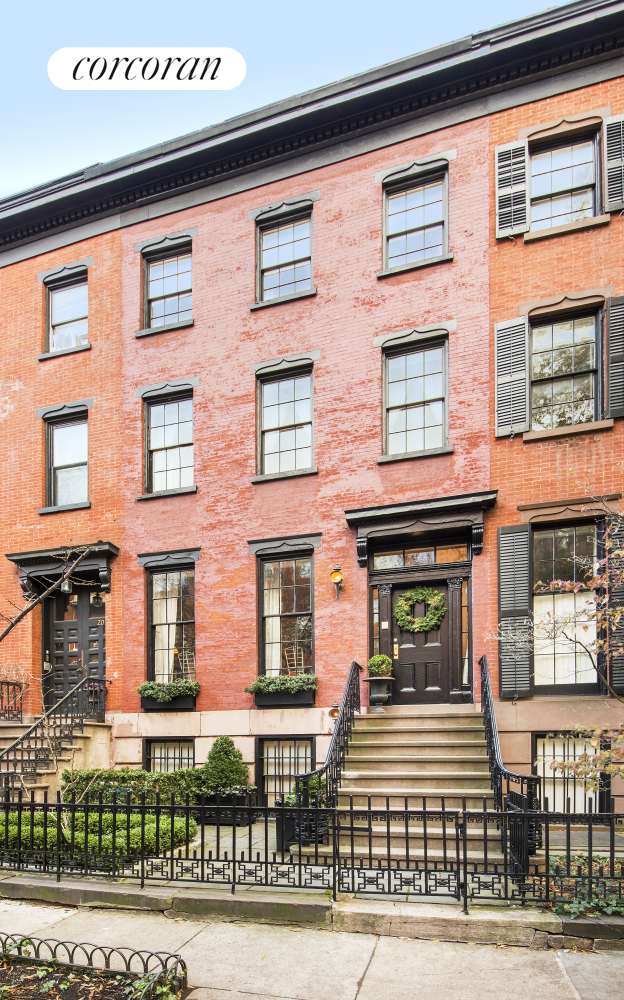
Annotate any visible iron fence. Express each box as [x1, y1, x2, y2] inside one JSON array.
[[0, 682, 22, 723], [1, 789, 622, 914]]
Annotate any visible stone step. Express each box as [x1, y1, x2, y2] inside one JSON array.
[[337, 790, 495, 809], [343, 756, 490, 773], [354, 716, 484, 730], [351, 727, 486, 741], [332, 828, 502, 851], [340, 771, 493, 790], [379, 705, 480, 716], [347, 741, 488, 757]]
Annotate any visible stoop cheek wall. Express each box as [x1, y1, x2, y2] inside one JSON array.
[[114, 115, 492, 723]]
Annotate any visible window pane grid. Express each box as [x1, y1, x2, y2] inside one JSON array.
[[263, 558, 312, 676], [151, 570, 195, 684], [149, 398, 194, 492], [52, 421, 88, 506], [148, 253, 192, 328], [372, 544, 468, 570], [50, 283, 88, 353], [387, 181, 444, 268], [150, 741, 194, 772], [531, 316, 596, 430], [386, 347, 444, 454], [261, 220, 312, 300], [530, 140, 596, 231], [533, 525, 598, 687], [262, 739, 312, 805], [262, 376, 312, 474]]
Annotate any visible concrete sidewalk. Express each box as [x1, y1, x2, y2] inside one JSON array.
[[0, 897, 623, 1000]]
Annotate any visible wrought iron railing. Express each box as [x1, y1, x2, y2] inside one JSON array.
[[0, 675, 106, 792], [479, 655, 541, 812], [294, 660, 362, 807], [0, 681, 22, 722]]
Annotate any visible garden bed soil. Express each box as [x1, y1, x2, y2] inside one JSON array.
[[0, 959, 133, 999]]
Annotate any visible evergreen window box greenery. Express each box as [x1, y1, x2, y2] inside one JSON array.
[[137, 679, 200, 712], [245, 673, 318, 708]]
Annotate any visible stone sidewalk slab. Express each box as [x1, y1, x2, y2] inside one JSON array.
[[558, 950, 624, 1000], [0, 899, 78, 936]]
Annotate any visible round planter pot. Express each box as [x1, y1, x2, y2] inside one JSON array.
[[362, 676, 394, 714]]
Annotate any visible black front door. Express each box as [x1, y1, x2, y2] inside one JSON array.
[[390, 582, 450, 704], [44, 591, 106, 708]]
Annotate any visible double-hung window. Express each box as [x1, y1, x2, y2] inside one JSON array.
[[48, 419, 89, 507], [261, 556, 313, 676], [259, 217, 312, 302], [530, 138, 597, 232], [147, 396, 194, 493], [146, 740, 194, 772], [530, 314, 597, 430], [384, 344, 446, 456], [48, 281, 88, 353], [260, 373, 312, 475], [145, 251, 192, 329], [382, 168, 449, 273], [149, 567, 195, 683]]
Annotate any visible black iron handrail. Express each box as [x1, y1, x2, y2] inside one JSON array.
[[294, 661, 362, 807], [479, 654, 541, 812], [0, 681, 22, 722], [0, 674, 106, 791]]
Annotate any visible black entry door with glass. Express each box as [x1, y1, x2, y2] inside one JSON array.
[[44, 590, 106, 708]]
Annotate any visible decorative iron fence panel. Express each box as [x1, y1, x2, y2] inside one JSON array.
[[2, 791, 622, 913], [0, 682, 22, 723]]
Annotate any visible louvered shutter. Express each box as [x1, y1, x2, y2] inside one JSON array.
[[603, 115, 624, 212], [495, 317, 529, 436], [607, 516, 624, 694], [607, 297, 624, 418], [498, 525, 533, 699], [495, 141, 530, 238]]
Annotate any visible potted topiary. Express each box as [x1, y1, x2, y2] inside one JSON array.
[[138, 679, 200, 712], [363, 655, 393, 714], [244, 673, 318, 708], [200, 735, 256, 826]]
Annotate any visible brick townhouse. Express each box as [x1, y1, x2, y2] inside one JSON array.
[[0, 0, 623, 809]]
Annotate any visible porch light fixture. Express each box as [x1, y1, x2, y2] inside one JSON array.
[[328, 701, 339, 719], [330, 566, 343, 598], [60, 578, 72, 593], [91, 592, 104, 610]]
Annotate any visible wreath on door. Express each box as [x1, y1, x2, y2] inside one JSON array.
[[393, 586, 447, 633]]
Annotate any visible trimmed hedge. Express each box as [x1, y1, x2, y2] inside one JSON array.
[[0, 810, 195, 855]]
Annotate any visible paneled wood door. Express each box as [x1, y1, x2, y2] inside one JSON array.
[[389, 582, 450, 704], [43, 591, 106, 709]]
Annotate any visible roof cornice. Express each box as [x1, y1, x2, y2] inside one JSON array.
[[1, 1, 624, 253]]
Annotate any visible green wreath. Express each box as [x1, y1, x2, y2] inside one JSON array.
[[393, 587, 447, 633]]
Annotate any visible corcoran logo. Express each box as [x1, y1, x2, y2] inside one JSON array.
[[48, 48, 246, 90]]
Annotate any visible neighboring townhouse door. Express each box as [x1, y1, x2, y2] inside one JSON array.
[[43, 590, 106, 709]]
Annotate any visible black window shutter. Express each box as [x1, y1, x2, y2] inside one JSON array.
[[603, 115, 624, 213], [607, 297, 624, 418], [607, 516, 624, 694], [495, 141, 529, 238], [495, 317, 529, 436], [498, 525, 533, 699]]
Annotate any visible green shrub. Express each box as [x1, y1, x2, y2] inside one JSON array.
[[279, 775, 327, 807], [0, 810, 195, 855], [365, 655, 392, 677], [137, 680, 200, 702], [201, 735, 253, 794], [244, 674, 318, 694]]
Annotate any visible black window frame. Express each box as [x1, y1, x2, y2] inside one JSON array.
[[256, 209, 313, 305], [143, 390, 194, 495], [45, 273, 89, 355], [529, 308, 603, 432], [382, 169, 449, 274], [382, 337, 449, 459], [146, 562, 196, 684], [254, 735, 316, 806], [142, 242, 192, 331], [256, 550, 315, 677], [45, 413, 89, 509], [143, 738, 195, 772], [530, 518, 604, 696], [256, 367, 314, 478], [528, 129, 603, 234], [531, 731, 611, 811]]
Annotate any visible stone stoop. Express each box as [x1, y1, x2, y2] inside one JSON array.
[[0, 721, 112, 801]]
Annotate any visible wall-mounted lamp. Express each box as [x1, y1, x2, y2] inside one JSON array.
[[60, 578, 72, 594], [91, 592, 104, 610], [328, 701, 340, 719], [330, 566, 344, 599]]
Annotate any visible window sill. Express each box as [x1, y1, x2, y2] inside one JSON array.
[[523, 419, 613, 442], [251, 467, 318, 484], [523, 214, 610, 243], [38, 344, 91, 361], [377, 446, 454, 463], [377, 254, 454, 279], [135, 319, 194, 338], [136, 486, 198, 501], [250, 288, 317, 311], [38, 501, 91, 516]]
